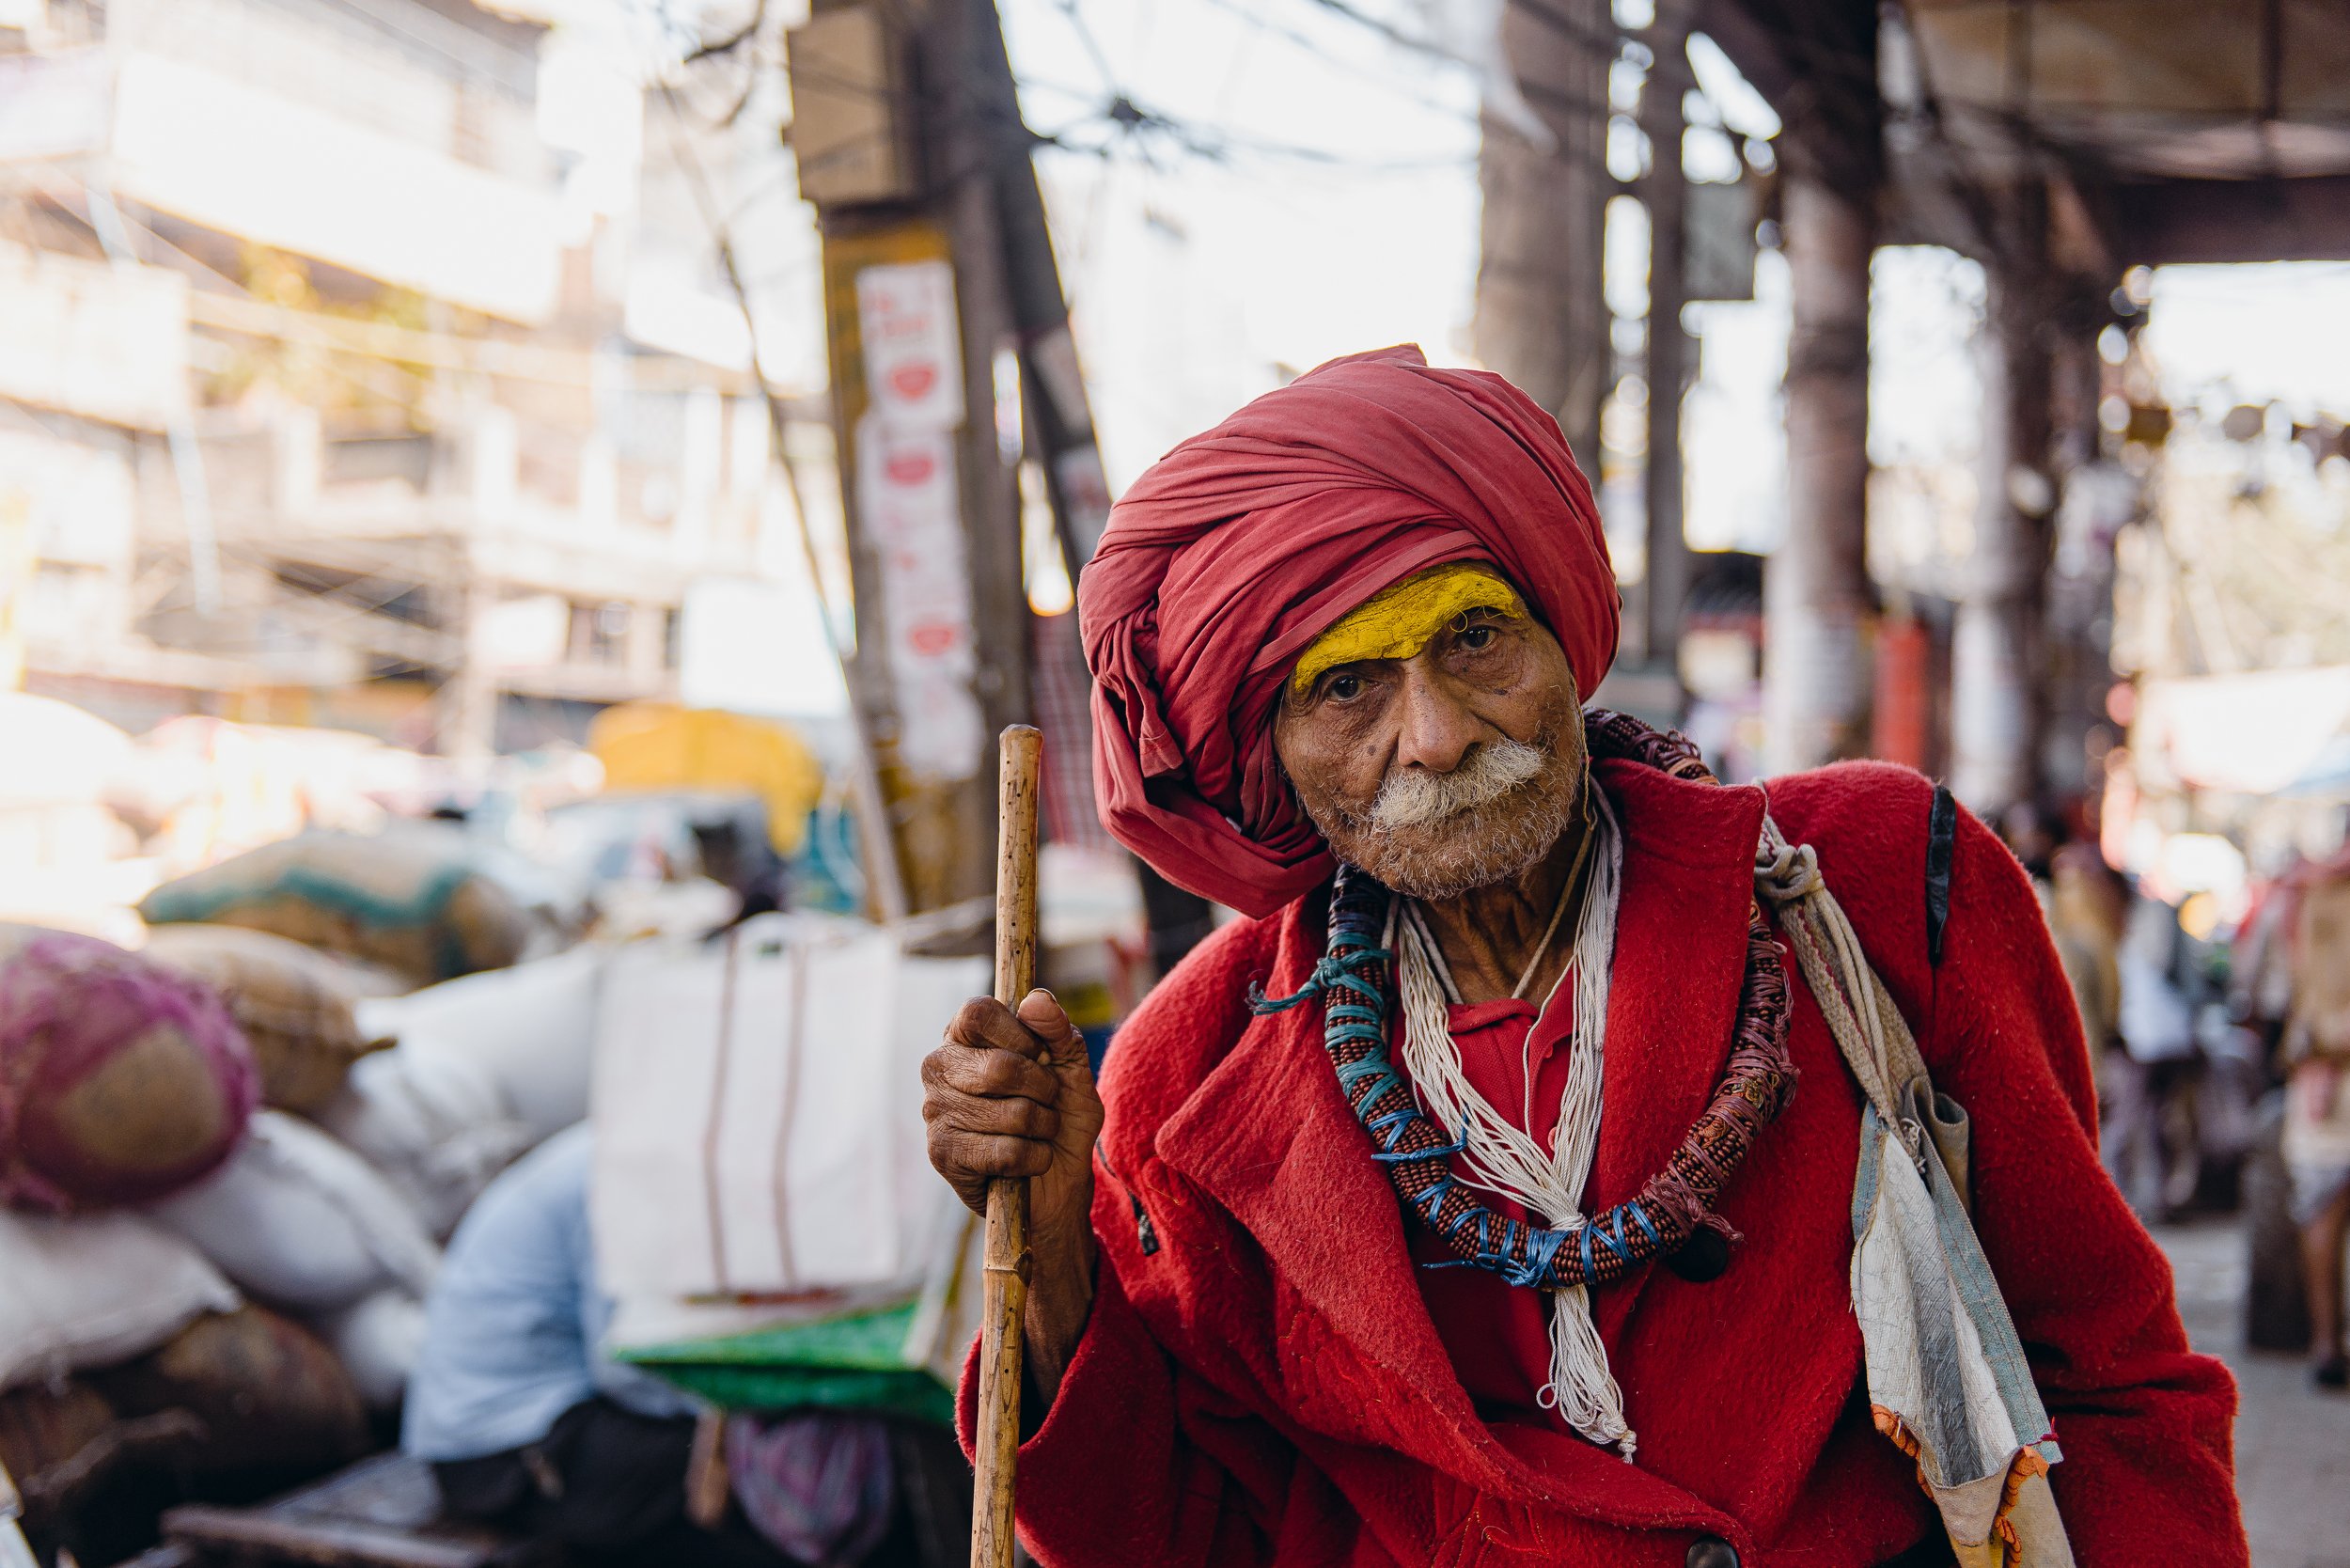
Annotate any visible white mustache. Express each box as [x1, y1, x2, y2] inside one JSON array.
[[1367, 739, 1550, 831]]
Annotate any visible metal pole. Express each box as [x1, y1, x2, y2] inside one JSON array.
[[1639, 7, 1690, 677]]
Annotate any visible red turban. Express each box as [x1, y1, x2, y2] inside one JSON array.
[[1078, 346, 1619, 918]]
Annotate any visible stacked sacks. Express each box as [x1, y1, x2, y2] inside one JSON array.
[[0, 1207, 239, 1391], [0, 926, 385, 1504], [0, 823, 593, 1462], [0, 930, 264, 1491], [313, 1046, 531, 1244], [139, 826, 533, 988], [145, 1111, 440, 1312], [0, 929, 258, 1211], [145, 1110, 442, 1412], [140, 924, 402, 1113], [0, 1205, 245, 1524], [0, 1310, 372, 1529]]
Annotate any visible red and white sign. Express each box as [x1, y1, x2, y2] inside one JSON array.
[[855, 416, 983, 779], [856, 259, 964, 431]]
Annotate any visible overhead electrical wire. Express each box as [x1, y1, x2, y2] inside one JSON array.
[[1189, 0, 1482, 129], [1022, 0, 1479, 175]]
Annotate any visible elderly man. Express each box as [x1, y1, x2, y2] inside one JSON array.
[[920, 349, 2244, 1567]]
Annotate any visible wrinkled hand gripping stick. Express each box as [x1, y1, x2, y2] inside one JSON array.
[[973, 725, 1042, 1568]]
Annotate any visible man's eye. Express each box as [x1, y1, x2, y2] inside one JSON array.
[[1327, 673, 1363, 701], [1457, 624, 1497, 651]]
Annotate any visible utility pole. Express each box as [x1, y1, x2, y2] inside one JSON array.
[[791, 0, 1031, 915], [953, 8, 1218, 970], [1473, 0, 1613, 479], [791, 0, 1217, 960]]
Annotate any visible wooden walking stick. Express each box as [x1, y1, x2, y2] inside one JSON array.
[[974, 724, 1042, 1568]]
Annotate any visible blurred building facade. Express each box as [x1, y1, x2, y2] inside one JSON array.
[[0, 0, 822, 757]]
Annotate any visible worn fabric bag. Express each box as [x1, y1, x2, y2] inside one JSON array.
[[140, 827, 532, 986], [0, 930, 259, 1212], [139, 923, 396, 1112], [1757, 818, 2075, 1568], [0, 1209, 239, 1392], [90, 1304, 368, 1472]]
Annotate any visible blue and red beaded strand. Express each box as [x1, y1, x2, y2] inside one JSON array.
[[1252, 713, 1799, 1292]]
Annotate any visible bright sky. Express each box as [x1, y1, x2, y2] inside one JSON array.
[[1000, 0, 1485, 484]]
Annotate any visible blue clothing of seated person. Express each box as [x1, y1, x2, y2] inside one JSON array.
[[401, 1123, 767, 1566]]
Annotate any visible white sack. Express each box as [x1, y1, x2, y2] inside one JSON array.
[[145, 1110, 441, 1312], [0, 1209, 239, 1391], [315, 1288, 427, 1411], [315, 1046, 537, 1240], [357, 945, 603, 1143], [591, 913, 983, 1299]]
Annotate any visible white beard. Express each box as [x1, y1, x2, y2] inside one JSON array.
[[1308, 738, 1579, 901]]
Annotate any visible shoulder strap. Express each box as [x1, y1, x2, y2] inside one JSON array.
[[1760, 813, 2069, 1564], [1925, 784, 1958, 968], [1757, 816, 1963, 1197]]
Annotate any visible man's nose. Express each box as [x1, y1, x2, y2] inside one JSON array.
[[1391, 661, 1483, 775]]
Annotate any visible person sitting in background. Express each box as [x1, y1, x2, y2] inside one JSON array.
[[403, 1124, 779, 1566]]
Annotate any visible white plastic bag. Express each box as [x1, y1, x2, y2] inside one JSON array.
[[0, 1209, 239, 1391], [591, 914, 983, 1299], [144, 1110, 441, 1312]]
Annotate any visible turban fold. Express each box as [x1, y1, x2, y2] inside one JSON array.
[[1077, 345, 1619, 918]]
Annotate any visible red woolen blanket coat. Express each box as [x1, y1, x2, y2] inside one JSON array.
[[959, 760, 2247, 1567]]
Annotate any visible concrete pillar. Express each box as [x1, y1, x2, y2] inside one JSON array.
[[1472, 0, 1612, 476], [1764, 172, 1875, 774], [1950, 267, 2055, 816]]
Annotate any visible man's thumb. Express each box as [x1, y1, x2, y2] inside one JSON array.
[[1018, 986, 1074, 1033]]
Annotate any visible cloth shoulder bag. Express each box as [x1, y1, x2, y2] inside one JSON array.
[[1755, 812, 2076, 1568]]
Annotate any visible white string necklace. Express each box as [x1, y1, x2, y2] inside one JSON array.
[[1391, 789, 1634, 1459]]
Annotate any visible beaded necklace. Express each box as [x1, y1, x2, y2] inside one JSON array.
[[1390, 784, 1628, 1451], [1252, 713, 1800, 1439]]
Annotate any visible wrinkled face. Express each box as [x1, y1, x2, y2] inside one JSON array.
[[1272, 604, 1586, 900]]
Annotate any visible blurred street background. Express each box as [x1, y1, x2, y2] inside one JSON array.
[[2, 0, 2349, 1563]]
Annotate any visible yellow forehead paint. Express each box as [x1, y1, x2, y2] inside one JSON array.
[[1291, 562, 1528, 695]]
